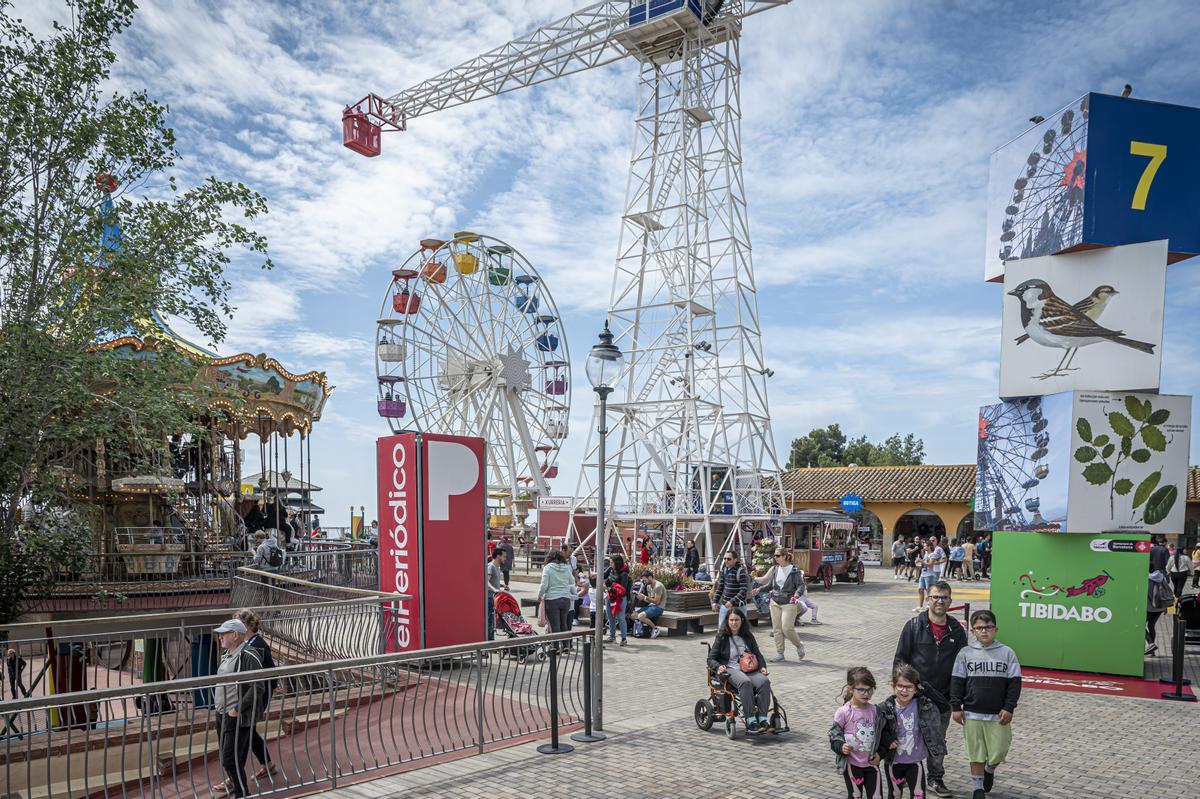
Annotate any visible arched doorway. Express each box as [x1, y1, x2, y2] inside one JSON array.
[[894, 509, 947, 543]]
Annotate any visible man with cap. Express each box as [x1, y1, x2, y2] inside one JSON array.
[[212, 619, 265, 798]]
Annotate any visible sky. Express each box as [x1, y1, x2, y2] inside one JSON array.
[[21, 0, 1200, 526]]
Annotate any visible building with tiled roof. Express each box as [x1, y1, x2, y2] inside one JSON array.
[[782, 464, 1200, 565]]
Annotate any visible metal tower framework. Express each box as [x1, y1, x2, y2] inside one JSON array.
[[348, 1, 792, 568]]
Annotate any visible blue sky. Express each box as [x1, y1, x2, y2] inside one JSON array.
[[24, 0, 1200, 525]]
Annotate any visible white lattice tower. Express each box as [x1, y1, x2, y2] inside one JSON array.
[[570, 5, 786, 567]]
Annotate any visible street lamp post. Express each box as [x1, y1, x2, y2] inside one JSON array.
[[584, 322, 623, 734]]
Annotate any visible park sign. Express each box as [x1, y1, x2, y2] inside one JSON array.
[[991, 531, 1148, 677], [984, 92, 1200, 282], [839, 492, 863, 513]]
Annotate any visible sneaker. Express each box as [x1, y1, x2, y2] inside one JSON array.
[[809, 619, 821, 625], [929, 778, 952, 797], [971, 791, 985, 799], [795, 643, 806, 659], [983, 770, 994, 793], [606, 637, 615, 644], [1146, 643, 1158, 655], [770, 652, 785, 662], [746, 718, 759, 732], [619, 638, 627, 647], [650, 627, 661, 639]]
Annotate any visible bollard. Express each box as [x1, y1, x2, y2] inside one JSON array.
[[537, 643, 575, 754], [571, 638, 606, 743], [1160, 613, 1196, 702]]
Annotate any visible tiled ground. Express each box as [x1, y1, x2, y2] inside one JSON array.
[[323, 569, 1198, 799]]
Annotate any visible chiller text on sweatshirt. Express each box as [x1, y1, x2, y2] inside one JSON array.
[[949, 640, 1021, 721]]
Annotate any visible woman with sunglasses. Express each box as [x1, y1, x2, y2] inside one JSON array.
[[710, 550, 750, 629], [751, 547, 806, 661]]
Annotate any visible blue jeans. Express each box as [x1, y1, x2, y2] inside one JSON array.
[[486, 594, 495, 641], [717, 604, 746, 629], [607, 602, 627, 641]]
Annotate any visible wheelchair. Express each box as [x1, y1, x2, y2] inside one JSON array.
[[695, 642, 790, 739]]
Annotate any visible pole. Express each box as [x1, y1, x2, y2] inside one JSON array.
[[1160, 612, 1196, 702], [592, 387, 611, 732], [536, 646, 574, 754], [571, 638, 605, 742]]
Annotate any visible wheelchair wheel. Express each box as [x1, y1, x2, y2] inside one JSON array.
[[725, 718, 737, 739], [694, 699, 715, 731]]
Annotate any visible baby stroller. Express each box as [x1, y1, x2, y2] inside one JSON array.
[[494, 591, 546, 664], [695, 642, 790, 739]]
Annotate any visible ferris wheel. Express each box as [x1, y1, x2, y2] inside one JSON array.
[[975, 397, 1050, 531], [998, 95, 1090, 262], [375, 232, 569, 498]]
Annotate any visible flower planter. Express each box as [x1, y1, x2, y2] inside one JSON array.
[[665, 589, 712, 612]]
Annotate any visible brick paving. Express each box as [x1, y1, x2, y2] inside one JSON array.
[[323, 569, 1198, 799]]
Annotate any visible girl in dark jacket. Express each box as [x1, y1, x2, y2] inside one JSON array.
[[706, 608, 774, 731], [683, 539, 700, 577], [604, 555, 632, 645], [880, 664, 945, 799], [235, 609, 278, 780]]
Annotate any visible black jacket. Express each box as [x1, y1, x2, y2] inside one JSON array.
[[246, 633, 277, 709], [893, 611, 967, 706], [879, 692, 947, 761], [828, 702, 897, 771], [707, 630, 767, 674], [684, 547, 700, 573]]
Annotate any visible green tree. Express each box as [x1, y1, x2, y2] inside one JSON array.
[[786, 426, 925, 469], [786, 423, 847, 468], [0, 0, 270, 623]]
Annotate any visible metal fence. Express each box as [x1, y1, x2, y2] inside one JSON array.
[[1, 631, 589, 798]]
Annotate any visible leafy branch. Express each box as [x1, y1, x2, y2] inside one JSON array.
[[1075, 396, 1176, 524]]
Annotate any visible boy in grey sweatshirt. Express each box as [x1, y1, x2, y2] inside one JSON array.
[[949, 610, 1021, 799]]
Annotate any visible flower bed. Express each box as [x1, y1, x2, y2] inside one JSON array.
[[665, 589, 712, 612]]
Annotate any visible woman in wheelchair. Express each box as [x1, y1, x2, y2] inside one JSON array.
[[707, 608, 774, 732]]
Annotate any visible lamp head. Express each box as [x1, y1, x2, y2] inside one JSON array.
[[586, 322, 624, 391]]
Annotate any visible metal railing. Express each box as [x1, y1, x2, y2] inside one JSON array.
[[1, 631, 589, 798], [24, 551, 255, 614], [0, 597, 400, 708]]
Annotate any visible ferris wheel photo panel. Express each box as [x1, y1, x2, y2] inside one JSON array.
[[999, 240, 1167, 399], [975, 393, 1071, 533], [984, 92, 1200, 282]]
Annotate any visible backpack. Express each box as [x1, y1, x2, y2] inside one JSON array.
[[631, 619, 652, 638], [266, 544, 284, 569]]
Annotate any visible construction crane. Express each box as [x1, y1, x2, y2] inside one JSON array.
[[345, 0, 792, 570]]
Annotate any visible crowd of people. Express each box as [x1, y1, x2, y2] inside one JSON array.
[[891, 534, 991, 612]]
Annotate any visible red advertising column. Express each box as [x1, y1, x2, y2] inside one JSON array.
[[378, 432, 485, 651]]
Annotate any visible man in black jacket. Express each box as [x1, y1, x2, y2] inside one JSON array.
[[893, 580, 967, 798]]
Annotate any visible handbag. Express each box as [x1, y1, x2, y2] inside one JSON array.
[[738, 650, 758, 672], [537, 598, 548, 629]]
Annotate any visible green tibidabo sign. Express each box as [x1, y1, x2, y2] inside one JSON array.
[[991, 531, 1149, 677]]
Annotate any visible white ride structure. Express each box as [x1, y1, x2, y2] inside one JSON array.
[[347, 1, 791, 568], [374, 233, 569, 504]]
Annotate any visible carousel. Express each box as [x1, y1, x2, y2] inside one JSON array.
[[57, 176, 332, 591]]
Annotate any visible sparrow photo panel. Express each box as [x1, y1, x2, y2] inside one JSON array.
[[999, 239, 1167, 399], [1066, 391, 1191, 534]]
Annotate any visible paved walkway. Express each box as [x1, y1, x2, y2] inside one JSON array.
[[324, 569, 1198, 799]]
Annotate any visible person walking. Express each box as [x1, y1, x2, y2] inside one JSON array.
[[710, 550, 750, 629], [961, 538, 977, 582], [1146, 539, 1174, 655], [1192, 543, 1200, 590], [893, 580, 967, 798], [977, 535, 992, 579], [751, 547, 806, 661], [708, 608, 775, 732], [604, 554, 633, 646], [829, 666, 895, 799], [684, 538, 700, 577], [485, 549, 506, 641], [234, 610, 277, 782], [538, 550, 575, 634], [892, 537, 908, 579], [947, 541, 965, 581], [4, 648, 26, 700], [1166, 544, 1193, 599], [496, 536, 515, 585], [904, 538, 920, 581], [881, 664, 945, 799], [913, 542, 937, 613], [211, 619, 265, 799]]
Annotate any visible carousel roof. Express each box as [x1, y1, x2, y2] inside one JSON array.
[[242, 470, 323, 493]]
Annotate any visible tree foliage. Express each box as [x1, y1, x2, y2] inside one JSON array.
[[0, 0, 270, 623], [786, 424, 925, 469]]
